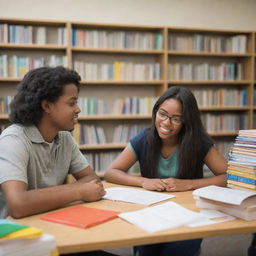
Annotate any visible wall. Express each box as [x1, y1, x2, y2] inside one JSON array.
[[0, 0, 256, 30]]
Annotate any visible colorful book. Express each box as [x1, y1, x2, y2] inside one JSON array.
[[227, 169, 256, 179], [41, 205, 119, 229], [227, 173, 256, 185], [0, 220, 42, 240], [227, 180, 256, 190]]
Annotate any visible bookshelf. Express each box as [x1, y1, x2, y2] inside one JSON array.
[[0, 18, 255, 174], [167, 27, 254, 157]]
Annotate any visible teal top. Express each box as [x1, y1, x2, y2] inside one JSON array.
[[158, 149, 179, 178], [129, 142, 179, 178]]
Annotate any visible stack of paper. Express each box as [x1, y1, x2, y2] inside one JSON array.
[[0, 219, 58, 256], [227, 129, 256, 191], [193, 185, 256, 221]]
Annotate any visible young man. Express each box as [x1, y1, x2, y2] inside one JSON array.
[[0, 66, 105, 219]]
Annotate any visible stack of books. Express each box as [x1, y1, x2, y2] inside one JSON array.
[[193, 185, 256, 221], [227, 129, 256, 191], [0, 219, 58, 256]]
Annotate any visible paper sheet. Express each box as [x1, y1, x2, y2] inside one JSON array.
[[187, 209, 236, 227], [103, 187, 175, 205], [118, 202, 202, 233]]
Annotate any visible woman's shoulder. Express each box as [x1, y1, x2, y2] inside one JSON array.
[[131, 128, 149, 143], [201, 134, 214, 155]]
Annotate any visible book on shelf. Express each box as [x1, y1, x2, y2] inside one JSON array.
[[193, 185, 256, 221], [0, 219, 58, 256], [41, 205, 119, 229]]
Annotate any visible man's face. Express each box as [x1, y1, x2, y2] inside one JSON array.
[[47, 84, 80, 131]]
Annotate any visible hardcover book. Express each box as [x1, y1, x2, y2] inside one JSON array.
[[41, 205, 119, 229]]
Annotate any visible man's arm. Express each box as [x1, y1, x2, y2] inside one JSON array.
[[73, 165, 100, 182], [2, 175, 105, 219]]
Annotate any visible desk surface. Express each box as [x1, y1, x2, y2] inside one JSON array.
[[9, 183, 256, 254]]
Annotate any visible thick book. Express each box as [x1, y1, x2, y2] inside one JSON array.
[[227, 180, 256, 190], [227, 173, 256, 185], [195, 198, 256, 221], [41, 205, 119, 229], [0, 233, 57, 256]]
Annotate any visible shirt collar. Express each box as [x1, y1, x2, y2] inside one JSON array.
[[25, 125, 60, 144]]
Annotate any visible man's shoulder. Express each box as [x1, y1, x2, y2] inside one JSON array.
[[0, 124, 25, 138]]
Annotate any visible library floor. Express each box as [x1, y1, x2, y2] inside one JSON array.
[[104, 233, 252, 256]]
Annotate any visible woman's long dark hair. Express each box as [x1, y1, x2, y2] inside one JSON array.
[[145, 86, 212, 179]]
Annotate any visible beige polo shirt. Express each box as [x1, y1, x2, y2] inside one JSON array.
[[0, 124, 89, 218]]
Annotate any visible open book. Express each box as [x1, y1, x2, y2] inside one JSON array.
[[193, 185, 256, 221]]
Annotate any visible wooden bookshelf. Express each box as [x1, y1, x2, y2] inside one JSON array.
[[0, 18, 255, 173]]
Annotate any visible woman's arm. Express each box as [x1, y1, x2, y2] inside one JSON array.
[[104, 145, 169, 191], [104, 145, 146, 186], [164, 146, 227, 192]]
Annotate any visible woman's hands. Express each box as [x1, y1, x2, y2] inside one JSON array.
[[141, 178, 168, 191], [141, 177, 192, 192]]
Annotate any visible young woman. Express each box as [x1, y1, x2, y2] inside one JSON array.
[[104, 86, 227, 256]]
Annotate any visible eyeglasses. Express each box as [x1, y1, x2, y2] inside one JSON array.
[[156, 110, 183, 125]]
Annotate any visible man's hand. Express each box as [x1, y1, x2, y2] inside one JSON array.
[[77, 179, 106, 202]]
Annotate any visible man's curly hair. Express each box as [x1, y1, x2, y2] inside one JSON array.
[[9, 66, 81, 125]]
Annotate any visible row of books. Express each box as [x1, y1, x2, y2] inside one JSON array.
[[201, 113, 247, 132], [0, 96, 13, 114], [77, 96, 157, 116], [0, 23, 66, 45], [73, 61, 161, 81], [191, 88, 247, 107], [84, 151, 139, 173], [72, 29, 163, 50], [168, 62, 244, 81], [112, 124, 147, 143], [112, 97, 157, 115], [0, 55, 67, 78], [73, 124, 146, 145], [169, 34, 247, 53], [227, 129, 256, 191], [73, 124, 106, 145]]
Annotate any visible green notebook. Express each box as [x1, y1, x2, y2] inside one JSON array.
[[0, 220, 28, 237]]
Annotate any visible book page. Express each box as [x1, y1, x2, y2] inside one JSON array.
[[192, 185, 256, 206], [118, 202, 202, 233], [103, 187, 175, 205]]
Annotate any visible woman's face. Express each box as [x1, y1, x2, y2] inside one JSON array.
[[155, 98, 183, 141]]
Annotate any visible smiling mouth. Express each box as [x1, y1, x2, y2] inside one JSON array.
[[160, 126, 173, 133]]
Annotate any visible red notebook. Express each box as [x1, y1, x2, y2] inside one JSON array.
[[40, 205, 119, 229]]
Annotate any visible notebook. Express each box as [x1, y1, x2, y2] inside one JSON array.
[[41, 205, 119, 229]]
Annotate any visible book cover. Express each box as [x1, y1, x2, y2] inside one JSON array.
[[41, 205, 119, 229], [0, 220, 43, 240], [227, 169, 256, 179], [227, 173, 256, 185]]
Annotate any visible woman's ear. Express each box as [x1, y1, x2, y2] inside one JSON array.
[[41, 100, 51, 114]]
